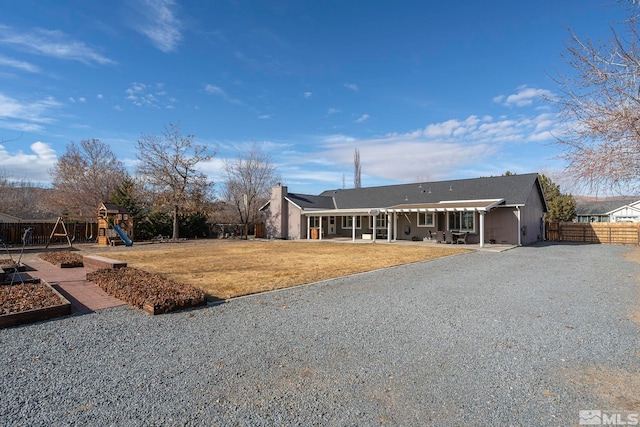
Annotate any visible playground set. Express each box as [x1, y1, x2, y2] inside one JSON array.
[[97, 202, 133, 246]]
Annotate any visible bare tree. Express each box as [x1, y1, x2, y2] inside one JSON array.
[[136, 123, 216, 241], [50, 139, 126, 219], [553, 7, 640, 194], [354, 148, 361, 188], [223, 144, 280, 239], [0, 170, 52, 218]]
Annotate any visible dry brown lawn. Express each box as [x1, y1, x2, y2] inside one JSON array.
[[96, 240, 469, 300]]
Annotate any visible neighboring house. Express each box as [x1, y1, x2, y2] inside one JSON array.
[[575, 198, 640, 223], [0, 212, 23, 223], [262, 173, 548, 247]]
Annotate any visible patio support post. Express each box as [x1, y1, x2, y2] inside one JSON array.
[[517, 206, 522, 246], [372, 214, 377, 242], [387, 213, 392, 242], [479, 211, 485, 248], [319, 215, 323, 240], [352, 215, 356, 242], [306, 216, 310, 240], [393, 212, 398, 241]]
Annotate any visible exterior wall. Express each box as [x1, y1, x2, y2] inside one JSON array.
[[610, 203, 640, 222], [483, 208, 518, 244], [287, 202, 304, 239], [265, 186, 288, 239], [519, 184, 546, 245]]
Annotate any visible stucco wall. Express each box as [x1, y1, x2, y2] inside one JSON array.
[[483, 208, 518, 244], [287, 202, 304, 239], [265, 186, 288, 239], [520, 184, 546, 245]]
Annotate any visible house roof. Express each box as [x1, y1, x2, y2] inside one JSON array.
[[575, 198, 639, 216], [285, 193, 335, 210], [317, 173, 545, 211], [262, 174, 547, 216], [99, 202, 129, 213]]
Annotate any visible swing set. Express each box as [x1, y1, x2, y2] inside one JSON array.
[[44, 217, 97, 248]]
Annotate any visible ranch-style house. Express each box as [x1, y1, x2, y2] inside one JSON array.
[[262, 173, 548, 247]]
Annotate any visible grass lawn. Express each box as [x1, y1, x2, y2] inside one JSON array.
[[97, 240, 469, 300]]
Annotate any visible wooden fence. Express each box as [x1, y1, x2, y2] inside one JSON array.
[[546, 222, 640, 245], [0, 221, 97, 246]]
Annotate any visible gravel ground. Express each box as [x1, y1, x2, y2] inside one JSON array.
[[1, 242, 639, 426]]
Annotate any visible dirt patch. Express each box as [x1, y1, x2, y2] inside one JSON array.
[[570, 366, 640, 410], [95, 240, 469, 299], [566, 247, 640, 410], [622, 247, 640, 327]]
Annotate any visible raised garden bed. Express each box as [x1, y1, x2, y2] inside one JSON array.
[[0, 259, 26, 273], [38, 251, 84, 268], [86, 267, 207, 315], [1, 280, 72, 328]]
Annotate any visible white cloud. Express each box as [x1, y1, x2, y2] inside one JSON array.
[[97, 94, 104, 99], [128, 0, 183, 53], [0, 54, 40, 73], [0, 24, 114, 65], [204, 84, 242, 105], [125, 82, 176, 108], [0, 141, 57, 183], [303, 92, 312, 98], [327, 108, 340, 115], [204, 84, 223, 95], [493, 85, 555, 107], [344, 83, 358, 91], [298, 112, 563, 188], [258, 114, 271, 119], [0, 92, 61, 132], [354, 114, 370, 123]]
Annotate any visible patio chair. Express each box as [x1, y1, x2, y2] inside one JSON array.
[[456, 232, 468, 244], [435, 230, 445, 243], [444, 230, 453, 244]]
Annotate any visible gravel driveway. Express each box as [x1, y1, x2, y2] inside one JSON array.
[[1, 243, 639, 426]]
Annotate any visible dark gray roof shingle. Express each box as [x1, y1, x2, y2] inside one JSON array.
[[286, 193, 335, 210], [318, 173, 544, 209]]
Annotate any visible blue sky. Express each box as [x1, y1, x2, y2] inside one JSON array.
[[0, 1, 628, 195]]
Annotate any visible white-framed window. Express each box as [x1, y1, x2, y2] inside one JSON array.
[[448, 211, 475, 232], [310, 216, 320, 227], [417, 212, 434, 227], [369, 215, 387, 229], [342, 216, 361, 229]]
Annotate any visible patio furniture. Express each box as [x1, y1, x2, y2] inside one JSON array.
[[435, 230, 445, 243], [444, 230, 453, 244], [455, 232, 468, 244]]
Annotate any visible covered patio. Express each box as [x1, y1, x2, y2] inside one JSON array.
[[302, 199, 508, 248]]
